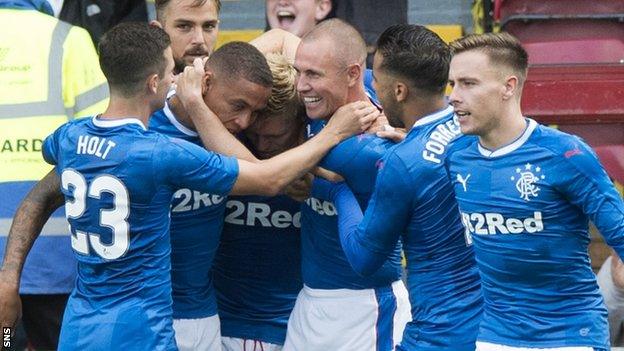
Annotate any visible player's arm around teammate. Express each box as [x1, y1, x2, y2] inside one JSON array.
[[176, 57, 378, 196], [0, 47, 375, 337]]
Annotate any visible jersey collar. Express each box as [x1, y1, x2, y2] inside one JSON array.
[[477, 118, 537, 157], [163, 98, 198, 137], [92, 116, 147, 131], [413, 105, 455, 128]]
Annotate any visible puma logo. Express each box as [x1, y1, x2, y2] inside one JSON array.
[[457, 173, 471, 192]]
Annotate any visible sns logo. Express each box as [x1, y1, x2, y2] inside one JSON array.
[[172, 189, 224, 212], [225, 200, 301, 228], [461, 211, 544, 235], [510, 163, 545, 201], [304, 197, 337, 217]]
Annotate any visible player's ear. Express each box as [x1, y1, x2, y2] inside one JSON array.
[[315, 0, 332, 21], [395, 81, 408, 103], [502, 75, 519, 100], [147, 73, 159, 95], [346, 63, 362, 87], [149, 20, 163, 29], [202, 70, 213, 96]]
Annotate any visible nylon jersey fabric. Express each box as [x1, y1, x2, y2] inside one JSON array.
[[214, 194, 302, 345], [43, 116, 238, 350], [447, 119, 624, 348], [149, 101, 229, 319]]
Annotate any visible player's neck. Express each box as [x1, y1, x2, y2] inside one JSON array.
[[480, 105, 526, 151], [346, 85, 370, 105], [100, 95, 153, 127], [404, 95, 447, 128], [169, 95, 197, 131]]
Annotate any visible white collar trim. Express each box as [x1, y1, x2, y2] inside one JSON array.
[[92, 116, 146, 130], [478, 118, 537, 157], [163, 99, 198, 137], [413, 105, 455, 128]]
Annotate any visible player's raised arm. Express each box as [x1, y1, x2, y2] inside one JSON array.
[[249, 28, 301, 60], [0, 170, 64, 329]]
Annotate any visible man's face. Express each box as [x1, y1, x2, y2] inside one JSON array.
[[294, 38, 350, 120], [203, 73, 271, 134], [245, 113, 303, 159], [448, 50, 506, 136], [372, 52, 404, 128], [266, 0, 320, 37], [160, 0, 219, 73], [155, 47, 176, 111]]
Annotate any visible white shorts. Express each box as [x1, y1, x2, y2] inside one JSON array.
[[222, 337, 282, 351], [476, 341, 595, 351], [283, 280, 411, 351], [173, 315, 222, 351]]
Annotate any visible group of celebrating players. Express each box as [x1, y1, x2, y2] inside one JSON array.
[[1, 0, 623, 351]]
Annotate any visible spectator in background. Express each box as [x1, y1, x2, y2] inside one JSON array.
[[0, 0, 108, 349], [59, 0, 148, 45], [265, 0, 407, 71], [333, 0, 407, 66], [597, 251, 624, 346], [153, 0, 220, 74], [265, 0, 333, 37]]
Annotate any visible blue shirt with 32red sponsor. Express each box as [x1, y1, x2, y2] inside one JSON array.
[[213, 194, 302, 345], [315, 106, 482, 350], [149, 101, 229, 319], [301, 78, 402, 289], [447, 119, 624, 348]]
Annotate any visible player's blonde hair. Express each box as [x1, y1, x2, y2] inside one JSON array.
[[262, 53, 300, 118]]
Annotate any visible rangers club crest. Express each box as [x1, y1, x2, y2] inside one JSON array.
[[510, 163, 545, 201]]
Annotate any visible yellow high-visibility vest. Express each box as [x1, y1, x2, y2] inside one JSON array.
[[0, 8, 109, 183]]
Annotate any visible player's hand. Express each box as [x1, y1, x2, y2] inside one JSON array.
[[365, 112, 390, 134], [0, 271, 21, 332], [376, 125, 407, 143], [325, 101, 379, 140], [285, 173, 313, 202], [175, 58, 205, 109], [611, 252, 624, 290]]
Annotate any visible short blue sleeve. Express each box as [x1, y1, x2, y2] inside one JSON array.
[[155, 137, 239, 196], [42, 123, 67, 165]]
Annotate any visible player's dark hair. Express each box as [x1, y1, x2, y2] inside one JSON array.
[[155, 0, 221, 21], [207, 41, 273, 88], [449, 32, 528, 83], [376, 24, 450, 95], [98, 22, 171, 96]]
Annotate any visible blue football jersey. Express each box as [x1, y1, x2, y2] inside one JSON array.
[[302, 125, 402, 289], [213, 194, 302, 345], [301, 74, 401, 289], [447, 118, 624, 348], [149, 101, 229, 319], [330, 107, 482, 350], [42, 116, 238, 351]]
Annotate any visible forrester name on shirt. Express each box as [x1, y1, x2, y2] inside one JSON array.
[[422, 118, 461, 164], [461, 211, 544, 235]]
